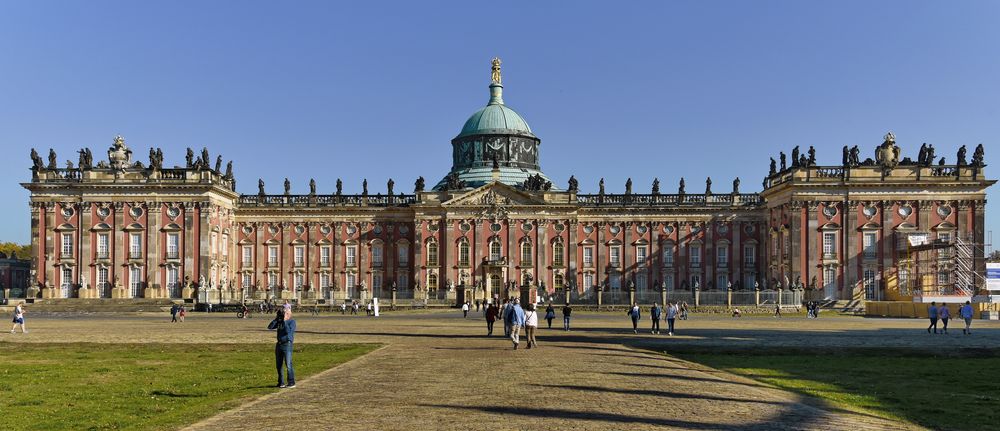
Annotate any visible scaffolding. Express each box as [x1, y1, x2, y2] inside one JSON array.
[[898, 232, 989, 301]]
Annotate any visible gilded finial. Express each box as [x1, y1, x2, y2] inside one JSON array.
[[491, 57, 502, 84]]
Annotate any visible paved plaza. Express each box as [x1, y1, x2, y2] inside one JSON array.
[[8, 310, 1000, 430]]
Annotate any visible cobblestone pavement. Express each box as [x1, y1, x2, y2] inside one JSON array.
[[11, 310, 997, 430]]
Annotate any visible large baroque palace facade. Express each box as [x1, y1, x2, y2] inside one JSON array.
[[20, 62, 995, 305]]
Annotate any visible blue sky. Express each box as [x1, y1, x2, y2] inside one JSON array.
[[0, 1, 997, 248]]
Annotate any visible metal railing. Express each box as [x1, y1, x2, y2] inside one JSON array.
[[577, 193, 762, 207], [237, 194, 417, 207]]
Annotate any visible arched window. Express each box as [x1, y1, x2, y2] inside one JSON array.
[[427, 273, 438, 289], [552, 242, 564, 266], [490, 240, 502, 261], [554, 273, 564, 289], [521, 241, 532, 265], [426, 242, 438, 266], [458, 240, 470, 266]]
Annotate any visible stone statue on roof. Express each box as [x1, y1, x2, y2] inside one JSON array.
[[491, 57, 502, 84]]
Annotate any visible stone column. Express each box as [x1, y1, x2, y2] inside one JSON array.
[[112, 203, 126, 298], [567, 219, 577, 299], [538, 219, 547, 297], [78, 202, 93, 299], [146, 203, 162, 299]]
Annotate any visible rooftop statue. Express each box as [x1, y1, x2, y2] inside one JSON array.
[[48, 148, 57, 170], [925, 144, 936, 166], [957, 145, 967, 166], [201, 148, 210, 169], [705, 177, 712, 195], [224, 161, 233, 179], [309, 178, 316, 195], [625, 178, 632, 195], [842, 146, 849, 167], [387, 178, 394, 195], [732, 177, 740, 194], [791, 146, 800, 168], [491, 57, 502, 84], [284, 178, 291, 195], [875, 131, 901, 169], [215, 155, 222, 173], [414, 176, 425, 193], [258, 179, 265, 196], [651, 178, 660, 195], [807, 146, 816, 166], [678, 177, 685, 195], [779, 152, 786, 171], [567, 175, 578, 193], [186, 148, 194, 168], [598, 178, 605, 195], [362, 178, 368, 195], [769, 158, 776, 175], [336, 178, 343, 195], [30, 148, 43, 170]]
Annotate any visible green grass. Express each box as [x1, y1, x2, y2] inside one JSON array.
[[672, 349, 1000, 431], [0, 343, 377, 431]]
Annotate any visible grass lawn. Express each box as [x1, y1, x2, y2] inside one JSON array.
[[671, 348, 1000, 431], [0, 343, 377, 431]]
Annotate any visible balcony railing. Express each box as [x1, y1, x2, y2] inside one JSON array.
[[237, 193, 417, 208], [577, 193, 762, 207]]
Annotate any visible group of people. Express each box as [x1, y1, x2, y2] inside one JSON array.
[[482, 298, 573, 349], [169, 304, 187, 322], [628, 302, 681, 336], [928, 301, 977, 335], [805, 301, 822, 318]]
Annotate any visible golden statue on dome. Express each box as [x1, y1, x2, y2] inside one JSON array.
[[491, 57, 502, 84]]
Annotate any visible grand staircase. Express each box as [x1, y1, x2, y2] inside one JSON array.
[[4, 298, 180, 313]]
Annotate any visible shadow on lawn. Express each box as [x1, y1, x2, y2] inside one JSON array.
[[531, 383, 789, 406]]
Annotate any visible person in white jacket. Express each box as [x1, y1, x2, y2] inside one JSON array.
[[524, 303, 539, 349], [665, 301, 679, 336]]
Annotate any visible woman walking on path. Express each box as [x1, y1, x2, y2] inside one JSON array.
[[524, 303, 539, 349], [178, 305, 186, 322], [665, 301, 678, 336], [544, 304, 555, 329], [462, 301, 470, 318], [650, 303, 661, 334], [960, 301, 975, 335], [938, 303, 951, 334], [485, 302, 498, 336], [628, 303, 641, 334], [10, 301, 27, 334], [927, 301, 939, 334]]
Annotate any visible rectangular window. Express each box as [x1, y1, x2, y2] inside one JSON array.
[[243, 246, 253, 266], [320, 246, 331, 266], [167, 266, 179, 288], [717, 246, 728, 267], [426, 243, 438, 266], [346, 273, 356, 289], [62, 267, 73, 288], [396, 273, 408, 289], [62, 233, 73, 257], [717, 274, 729, 291], [636, 246, 647, 267], [372, 246, 383, 267], [459, 242, 470, 266], [938, 233, 952, 258], [211, 233, 217, 256], [743, 245, 755, 266], [690, 274, 702, 289], [398, 245, 408, 266], [129, 267, 142, 296], [635, 272, 647, 290], [243, 273, 252, 288], [346, 246, 357, 266], [320, 273, 330, 289], [863, 232, 876, 259], [898, 268, 909, 294], [784, 235, 791, 256], [863, 269, 877, 300], [130, 233, 142, 259], [583, 247, 594, 267], [221, 234, 229, 257], [824, 267, 836, 289], [372, 272, 382, 290], [268, 273, 278, 288], [662, 245, 674, 266], [743, 274, 756, 290], [665, 273, 674, 290], [609, 273, 622, 289], [268, 246, 278, 265], [937, 271, 950, 285], [294, 273, 304, 289], [167, 233, 179, 259], [583, 273, 594, 289], [553, 243, 564, 267], [97, 233, 109, 259], [690, 245, 701, 267], [97, 267, 109, 290], [294, 246, 305, 266], [609, 247, 620, 267], [823, 233, 836, 257], [490, 242, 501, 261], [520, 243, 532, 266]]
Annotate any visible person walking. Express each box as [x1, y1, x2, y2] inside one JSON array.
[[462, 301, 470, 318], [773, 304, 782, 318], [524, 303, 539, 349], [927, 301, 939, 334], [505, 299, 526, 349], [628, 302, 640, 334], [475, 300, 481, 313], [170, 304, 179, 323], [562, 303, 572, 331], [938, 303, 951, 334], [267, 309, 297, 388], [485, 302, 498, 336], [679, 302, 689, 320], [650, 303, 662, 334], [960, 301, 974, 335], [665, 301, 678, 336], [544, 304, 555, 329], [178, 305, 186, 322], [10, 302, 27, 334], [501, 299, 512, 337]]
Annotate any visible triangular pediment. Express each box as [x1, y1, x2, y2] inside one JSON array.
[[442, 182, 546, 207]]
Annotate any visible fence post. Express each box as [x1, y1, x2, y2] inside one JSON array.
[[391, 288, 397, 308], [755, 288, 760, 306], [778, 287, 783, 306], [726, 289, 732, 308], [694, 287, 700, 308], [661, 288, 667, 307], [596, 287, 603, 309], [564, 287, 571, 305]]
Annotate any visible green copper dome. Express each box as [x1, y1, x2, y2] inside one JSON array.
[[457, 83, 534, 138]]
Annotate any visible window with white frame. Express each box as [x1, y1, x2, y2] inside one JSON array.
[[97, 233, 109, 259], [824, 267, 836, 290], [583, 247, 594, 267], [784, 235, 791, 256], [689, 245, 701, 267], [553, 242, 564, 267], [690, 274, 702, 289], [636, 271, 647, 290], [372, 244, 383, 267], [294, 273, 304, 289], [743, 245, 755, 266], [662, 243, 674, 266], [665, 273, 675, 290], [426, 242, 438, 266], [426, 273, 437, 289], [320, 246, 331, 266], [554, 273, 564, 289], [221, 234, 229, 257], [717, 274, 729, 291], [717, 245, 728, 267], [346, 272, 357, 289], [61, 267, 72, 288], [458, 241, 470, 266], [490, 241, 502, 261], [97, 267, 109, 291], [294, 246, 305, 266], [372, 272, 382, 290], [346, 245, 357, 266], [129, 266, 142, 296], [863, 269, 877, 298], [937, 271, 950, 285], [609, 272, 621, 289], [129, 233, 142, 259], [938, 232, 952, 258], [397, 244, 409, 266], [521, 241, 532, 266], [863, 232, 876, 259], [636, 246, 647, 267], [268, 246, 278, 265], [897, 267, 910, 294], [823, 233, 836, 257], [167, 233, 179, 259], [167, 266, 179, 290], [268, 273, 278, 288], [242, 246, 253, 266], [62, 233, 73, 257], [609, 246, 621, 267], [583, 273, 594, 290], [319, 273, 330, 290], [242, 273, 252, 288]]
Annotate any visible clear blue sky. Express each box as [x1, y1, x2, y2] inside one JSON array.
[[1, 1, 997, 248]]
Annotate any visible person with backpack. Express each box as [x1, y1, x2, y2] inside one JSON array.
[[628, 302, 640, 334]]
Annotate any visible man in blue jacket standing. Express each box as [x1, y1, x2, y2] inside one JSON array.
[[268, 309, 297, 388], [505, 298, 526, 350]]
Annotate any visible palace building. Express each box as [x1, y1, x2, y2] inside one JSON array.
[[19, 60, 995, 307]]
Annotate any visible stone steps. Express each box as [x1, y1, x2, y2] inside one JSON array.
[[6, 298, 182, 313]]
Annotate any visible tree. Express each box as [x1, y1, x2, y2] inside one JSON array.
[[0, 242, 31, 259]]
